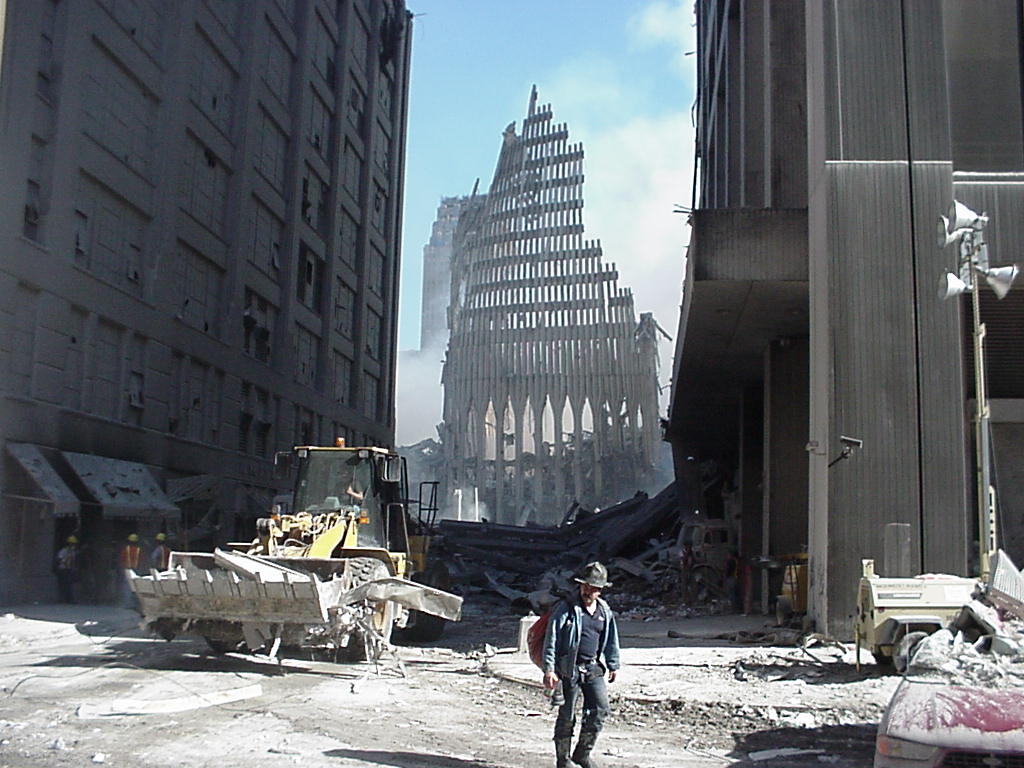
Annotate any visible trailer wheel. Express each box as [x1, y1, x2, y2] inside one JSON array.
[[894, 631, 928, 674], [338, 557, 395, 662]]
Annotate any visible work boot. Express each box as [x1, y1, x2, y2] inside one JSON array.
[[554, 737, 572, 767], [571, 731, 599, 768]]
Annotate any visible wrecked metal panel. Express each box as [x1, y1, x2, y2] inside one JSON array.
[[339, 577, 463, 621], [62, 451, 179, 519], [5, 442, 80, 517]]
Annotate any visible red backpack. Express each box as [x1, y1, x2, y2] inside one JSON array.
[[527, 606, 554, 668]]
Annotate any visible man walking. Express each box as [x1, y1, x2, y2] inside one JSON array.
[[541, 561, 620, 768]]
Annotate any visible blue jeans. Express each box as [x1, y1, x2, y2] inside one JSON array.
[[554, 661, 609, 739]]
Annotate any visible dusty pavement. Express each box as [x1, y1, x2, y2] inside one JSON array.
[[0, 596, 898, 768]]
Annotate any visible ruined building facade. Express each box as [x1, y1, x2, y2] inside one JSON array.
[[669, 0, 1024, 637], [440, 89, 661, 525], [0, 0, 412, 603]]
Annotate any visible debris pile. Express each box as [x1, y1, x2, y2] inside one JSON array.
[[433, 482, 708, 613], [901, 549, 1024, 684]]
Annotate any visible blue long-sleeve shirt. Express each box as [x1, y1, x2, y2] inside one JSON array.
[[541, 594, 620, 679]]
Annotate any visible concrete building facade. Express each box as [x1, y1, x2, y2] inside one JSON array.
[[0, 0, 412, 603], [669, 0, 1024, 636]]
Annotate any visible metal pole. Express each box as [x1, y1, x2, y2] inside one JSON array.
[[970, 245, 996, 579]]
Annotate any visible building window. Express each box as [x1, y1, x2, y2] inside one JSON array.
[[368, 244, 384, 297], [250, 196, 283, 274], [81, 42, 157, 180], [343, 140, 362, 200], [180, 132, 230, 236], [36, 0, 57, 101], [335, 279, 356, 336], [308, 87, 332, 159], [347, 79, 365, 132], [296, 241, 325, 312], [296, 406, 314, 446], [100, 0, 164, 58], [372, 121, 390, 173], [254, 106, 288, 191], [92, 320, 122, 421], [333, 351, 353, 404], [339, 209, 359, 267], [301, 165, 328, 234], [377, 71, 393, 118], [263, 21, 293, 106], [362, 372, 379, 421], [365, 308, 382, 360], [75, 174, 148, 297], [351, 11, 369, 72], [204, 0, 239, 34], [173, 241, 223, 335], [311, 12, 336, 84], [371, 184, 386, 233], [189, 29, 236, 136], [243, 288, 276, 363], [295, 324, 319, 387]]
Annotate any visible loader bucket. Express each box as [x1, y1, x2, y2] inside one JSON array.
[[129, 549, 349, 626]]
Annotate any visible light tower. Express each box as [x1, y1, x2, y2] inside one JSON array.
[[938, 201, 1019, 579]]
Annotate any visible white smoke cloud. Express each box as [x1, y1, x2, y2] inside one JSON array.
[[395, 346, 445, 445]]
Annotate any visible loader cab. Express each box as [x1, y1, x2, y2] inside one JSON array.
[[293, 448, 382, 549], [291, 446, 409, 553]]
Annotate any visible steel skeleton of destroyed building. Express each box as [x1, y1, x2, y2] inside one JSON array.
[[441, 88, 660, 525]]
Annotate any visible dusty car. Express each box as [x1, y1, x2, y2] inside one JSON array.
[[874, 630, 1024, 766]]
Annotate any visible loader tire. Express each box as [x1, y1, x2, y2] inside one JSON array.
[[338, 557, 395, 662]]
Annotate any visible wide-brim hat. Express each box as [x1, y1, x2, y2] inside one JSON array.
[[574, 561, 612, 588]]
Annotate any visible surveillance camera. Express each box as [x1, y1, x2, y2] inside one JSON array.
[[839, 435, 863, 449]]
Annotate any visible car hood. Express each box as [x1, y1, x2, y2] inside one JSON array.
[[880, 677, 1024, 752]]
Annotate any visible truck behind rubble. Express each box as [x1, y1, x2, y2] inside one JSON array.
[[128, 442, 462, 661]]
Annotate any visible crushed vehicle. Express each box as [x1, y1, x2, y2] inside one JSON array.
[[874, 626, 1024, 766], [128, 441, 462, 661], [874, 550, 1024, 766]]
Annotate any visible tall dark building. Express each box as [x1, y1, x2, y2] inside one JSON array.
[[668, 0, 1024, 635], [0, 0, 413, 603]]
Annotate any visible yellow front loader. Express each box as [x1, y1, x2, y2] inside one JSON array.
[[129, 443, 461, 660]]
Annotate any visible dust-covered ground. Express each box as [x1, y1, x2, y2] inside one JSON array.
[[0, 596, 895, 767]]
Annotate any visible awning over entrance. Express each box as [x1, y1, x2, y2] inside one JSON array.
[[5, 443, 80, 517], [61, 451, 180, 519]]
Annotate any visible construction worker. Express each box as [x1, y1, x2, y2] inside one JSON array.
[[54, 535, 79, 603], [118, 534, 142, 608], [542, 561, 621, 768], [149, 532, 171, 571]]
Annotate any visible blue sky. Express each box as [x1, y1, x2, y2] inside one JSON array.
[[396, 0, 696, 443]]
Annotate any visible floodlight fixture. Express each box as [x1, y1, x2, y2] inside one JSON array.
[[983, 264, 1019, 299], [939, 271, 969, 300], [947, 200, 988, 232], [937, 215, 973, 248]]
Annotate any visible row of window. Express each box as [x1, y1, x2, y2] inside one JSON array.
[[0, 285, 383, 454]]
